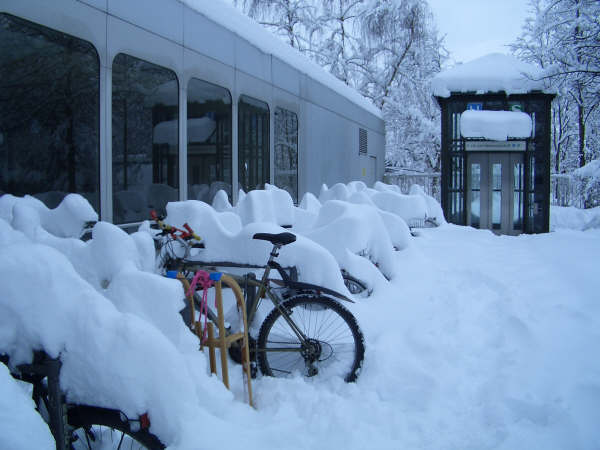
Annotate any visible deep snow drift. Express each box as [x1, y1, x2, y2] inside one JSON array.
[[1, 188, 599, 450]]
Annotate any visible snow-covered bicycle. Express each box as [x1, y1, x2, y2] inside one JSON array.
[[151, 214, 365, 382], [1, 351, 164, 449]]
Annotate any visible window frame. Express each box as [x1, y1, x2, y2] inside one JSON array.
[[111, 52, 180, 224], [186, 77, 233, 203], [237, 94, 270, 193], [274, 106, 299, 203], [0, 12, 101, 213]]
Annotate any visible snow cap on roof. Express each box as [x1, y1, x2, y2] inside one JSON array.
[[460, 110, 532, 141], [182, 0, 382, 118], [432, 53, 548, 98]]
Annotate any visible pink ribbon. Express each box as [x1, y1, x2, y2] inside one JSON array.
[[187, 270, 213, 344]]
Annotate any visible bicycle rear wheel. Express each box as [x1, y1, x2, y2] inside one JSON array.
[[68, 405, 165, 449], [257, 296, 365, 382]]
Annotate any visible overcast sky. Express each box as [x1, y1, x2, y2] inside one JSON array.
[[427, 0, 531, 65]]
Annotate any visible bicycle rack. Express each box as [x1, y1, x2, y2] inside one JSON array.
[[176, 273, 254, 408]]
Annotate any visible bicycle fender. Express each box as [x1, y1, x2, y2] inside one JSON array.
[[270, 279, 354, 303]]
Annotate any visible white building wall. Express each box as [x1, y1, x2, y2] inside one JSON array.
[[1, 0, 385, 216]]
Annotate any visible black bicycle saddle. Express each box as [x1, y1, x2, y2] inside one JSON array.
[[252, 232, 296, 246]]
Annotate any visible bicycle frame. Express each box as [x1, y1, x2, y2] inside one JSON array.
[[165, 227, 355, 328], [178, 245, 310, 346], [153, 217, 357, 374]]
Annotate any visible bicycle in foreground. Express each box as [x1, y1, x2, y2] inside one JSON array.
[[151, 213, 365, 382], [1, 351, 164, 449]]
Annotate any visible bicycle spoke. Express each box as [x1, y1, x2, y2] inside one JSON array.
[[258, 296, 364, 381]]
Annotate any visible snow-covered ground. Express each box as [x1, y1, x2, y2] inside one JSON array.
[[253, 224, 600, 450], [1, 190, 599, 449], [551, 205, 600, 231]]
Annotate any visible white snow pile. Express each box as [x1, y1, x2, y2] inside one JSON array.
[[0, 364, 55, 450], [2, 189, 600, 450], [572, 159, 600, 209], [0, 193, 97, 238], [461, 110, 532, 140], [303, 200, 396, 287], [233, 183, 295, 227], [551, 205, 600, 231], [158, 199, 349, 295], [0, 198, 255, 449], [432, 53, 550, 97], [573, 159, 600, 179], [190, 181, 443, 293], [318, 180, 445, 225], [408, 184, 446, 225]]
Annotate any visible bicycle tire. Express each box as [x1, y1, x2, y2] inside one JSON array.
[[67, 405, 165, 449], [341, 272, 368, 296], [257, 296, 365, 382]]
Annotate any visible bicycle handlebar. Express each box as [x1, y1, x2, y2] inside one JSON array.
[[150, 210, 203, 243]]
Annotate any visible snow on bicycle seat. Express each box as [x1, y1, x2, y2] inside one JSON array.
[[252, 232, 296, 246]]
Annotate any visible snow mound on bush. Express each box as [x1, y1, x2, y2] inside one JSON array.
[[319, 183, 351, 203], [348, 191, 410, 250], [550, 206, 600, 231], [370, 191, 427, 222], [0, 193, 97, 238], [162, 200, 349, 294], [304, 200, 397, 284], [0, 364, 54, 450], [409, 184, 446, 224], [211, 189, 233, 212], [373, 181, 401, 194], [235, 185, 294, 226], [0, 224, 247, 448]]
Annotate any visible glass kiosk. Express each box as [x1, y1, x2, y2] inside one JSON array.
[[435, 93, 555, 234]]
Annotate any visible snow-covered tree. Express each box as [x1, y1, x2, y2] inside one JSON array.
[[512, 0, 600, 169], [310, 0, 365, 86], [234, 0, 319, 51], [230, 0, 446, 174], [357, 0, 444, 172]]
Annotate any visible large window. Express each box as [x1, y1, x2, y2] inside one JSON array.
[[0, 13, 100, 211], [187, 79, 232, 203], [238, 95, 269, 193], [112, 53, 179, 224], [274, 107, 298, 203]]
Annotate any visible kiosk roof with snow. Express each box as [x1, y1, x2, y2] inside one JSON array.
[[433, 53, 555, 235], [432, 53, 550, 97]]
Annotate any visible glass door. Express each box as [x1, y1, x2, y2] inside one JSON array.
[[467, 153, 486, 229], [467, 153, 524, 235]]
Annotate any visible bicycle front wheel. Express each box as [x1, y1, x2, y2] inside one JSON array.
[[257, 296, 365, 382], [68, 405, 165, 449]]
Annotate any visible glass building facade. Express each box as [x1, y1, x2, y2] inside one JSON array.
[[112, 53, 179, 223], [187, 78, 232, 204], [0, 13, 100, 211], [238, 95, 270, 193], [1, 11, 353, 223], [274, 107, 299, 203]]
